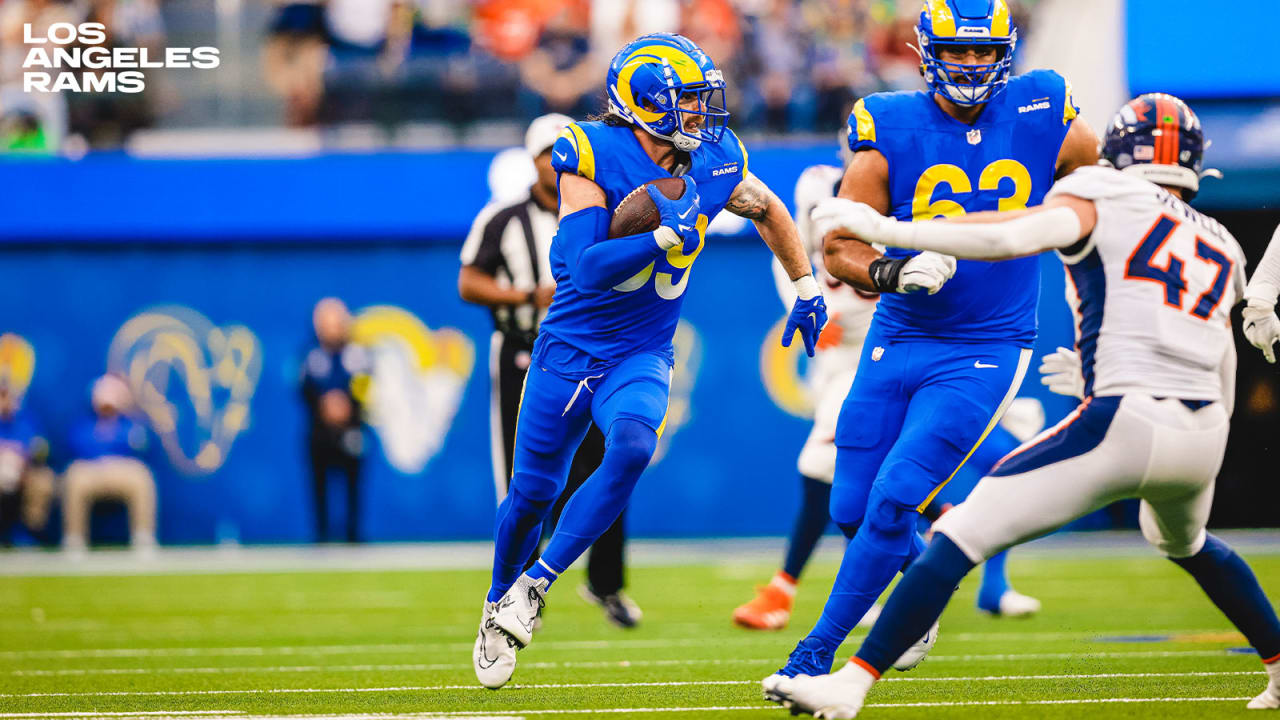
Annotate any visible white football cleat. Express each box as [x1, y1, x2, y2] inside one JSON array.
[[473, 601, 517, 689], [856, 603, 882, 629], [1248, 683, 1280, 709], [891, 620, 939, 671], [977, 589, 1039, 617], [996, 589, 1042, 618], [761, 671, 795, 705], [493, 575, 548, 648], [786, 661, 877, 719]]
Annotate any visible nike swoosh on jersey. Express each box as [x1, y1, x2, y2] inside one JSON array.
[[555, 150, 567, 161], [677, 205, 694, 220], [974, 361, 999, 369]]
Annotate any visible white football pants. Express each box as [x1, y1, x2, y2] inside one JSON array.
[[934, 394, 1229, 562]]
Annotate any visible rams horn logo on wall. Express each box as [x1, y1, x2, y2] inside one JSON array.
[[760, 315, 815, 419], [0, 333, 36, 398], [350, 305, 474, 474], [108, 306, 262, 475]]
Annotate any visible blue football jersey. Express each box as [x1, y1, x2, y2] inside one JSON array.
[[538, 120, 748, 374], [848, 69, 1079, 345]]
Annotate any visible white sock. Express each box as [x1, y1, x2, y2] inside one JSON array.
[[1265, 659, 1280, 687], [834, 658, 879, 687], [770, 571, 797, 597]]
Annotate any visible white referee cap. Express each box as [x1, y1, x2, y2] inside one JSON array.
[[525, 113, 574, 158]]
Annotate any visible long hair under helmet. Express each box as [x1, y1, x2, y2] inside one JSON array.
[[605, 33, 729, 152]]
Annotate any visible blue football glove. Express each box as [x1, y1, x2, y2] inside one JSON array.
[[783, 288, 828, 358], [646, 176, 701, 253]]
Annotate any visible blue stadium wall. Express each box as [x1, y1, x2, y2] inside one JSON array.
[[1, 148, 1081, 544]]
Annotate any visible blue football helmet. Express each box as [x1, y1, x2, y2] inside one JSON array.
[[605, 33, 729, 152], [1101, 93, 1219, 201], [915, 0, 1017, 107]]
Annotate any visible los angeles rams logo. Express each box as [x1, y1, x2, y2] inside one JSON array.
[[760, 315, 815, 419], [108, 306, 261, 475], [349, 305, 474, 474]]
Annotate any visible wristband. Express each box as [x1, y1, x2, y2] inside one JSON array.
[[653, 225, 681, 251], [792, 274, 820, 301], [868, 256, 908, 293], [1246, 287, 1280, 311]]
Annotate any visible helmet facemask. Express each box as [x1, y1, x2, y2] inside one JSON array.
[[916, 31, 1017, 107]]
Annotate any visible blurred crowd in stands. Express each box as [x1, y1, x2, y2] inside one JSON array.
[[0, 0, 1034, 152]]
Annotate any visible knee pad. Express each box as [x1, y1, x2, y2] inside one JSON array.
[[509, 470, 561, 505], [829, 447, 874, 528], [859, 487, 917, 554], [829, 480, 870, 530], [605, 418, 658, 477], [1140, 504, 1207, 559], [505, 485, 553, 517], [1157, 527, 1210, 561]]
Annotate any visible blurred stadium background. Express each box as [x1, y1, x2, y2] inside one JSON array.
[[0, 0, 1278, 550]]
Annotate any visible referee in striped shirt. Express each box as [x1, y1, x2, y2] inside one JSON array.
[[459, 114, 641, 628]]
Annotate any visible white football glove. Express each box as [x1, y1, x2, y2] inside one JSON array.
[[897, 251, 957, 295], [1039, 346, 1084, 399], [811, 198, 956, 295], [811, 197, 897, 244], [1242, 301, 1280, 364]]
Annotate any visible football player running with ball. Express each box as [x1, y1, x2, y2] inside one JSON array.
[[777, 93, 1280, 718], [762, 0, 1099, 702], [474, 33, 827, 689]]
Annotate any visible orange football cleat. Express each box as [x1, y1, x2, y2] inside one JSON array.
[[733, 575, 795, 630]]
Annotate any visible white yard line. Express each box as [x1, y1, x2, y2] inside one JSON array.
[[168, 698, 1260, 717], [3, 670, 1267, 699], [7, 649, 1253, 676], [0, 630, 1239, 660], [5, 648, 1251, 676], [0, 707, 240, 712], [7, 645, 1249, 671]]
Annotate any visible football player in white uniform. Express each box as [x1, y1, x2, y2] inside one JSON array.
[[1242, 222, 1280, 362], [734, 159, 1041, 631], [772, 93, 1280, 718]]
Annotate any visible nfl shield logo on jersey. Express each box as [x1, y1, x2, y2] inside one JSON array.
[[967, 128, 982, 145]]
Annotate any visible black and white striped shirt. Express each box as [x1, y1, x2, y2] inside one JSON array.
[[459, 194, 557, 338]]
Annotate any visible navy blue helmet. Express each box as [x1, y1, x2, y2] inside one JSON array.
[[1101, 93, 1217, 200]]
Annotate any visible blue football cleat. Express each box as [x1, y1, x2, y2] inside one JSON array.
[[762, 636, 838, 706]]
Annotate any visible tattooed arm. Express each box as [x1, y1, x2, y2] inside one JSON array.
[[727, 171, 811, 282]]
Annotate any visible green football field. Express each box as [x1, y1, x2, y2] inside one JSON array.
[[3, 542, 1279, 720]]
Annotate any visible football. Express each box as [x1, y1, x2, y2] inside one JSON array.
[[607, 176, 687, 238]]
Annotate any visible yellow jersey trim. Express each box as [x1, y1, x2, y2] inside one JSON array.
[[853, 98, 877, 144], [568, 124, 596, 181]]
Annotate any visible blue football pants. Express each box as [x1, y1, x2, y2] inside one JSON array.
[[488, 347, 671, 600], [806, 328, 1032, 648]]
